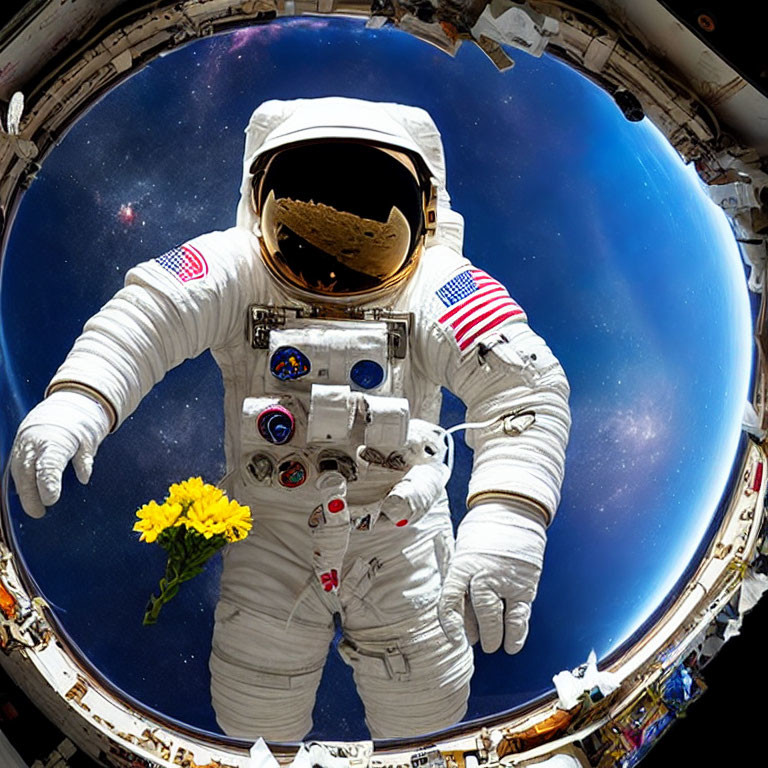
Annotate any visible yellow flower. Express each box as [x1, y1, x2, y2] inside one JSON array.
[[166, 477, 224, 508], [180, 497, 228, 539], [175, 495, 253, 542], [221, 499, 253, 543], [133, 500, 183, 543], [135, 478, 250, 544]]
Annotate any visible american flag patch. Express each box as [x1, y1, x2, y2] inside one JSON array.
[[436, 270, 479, 307], [436, 268, 524, 352], [155, 243, 208, 283]]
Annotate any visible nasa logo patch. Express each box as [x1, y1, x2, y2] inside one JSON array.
[[257, 405, 295, 445]]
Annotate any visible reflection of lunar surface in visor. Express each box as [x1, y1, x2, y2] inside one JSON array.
[[258, 140, 424, 295], [0, 16, 752, 744], [265, 192, 411, 279]]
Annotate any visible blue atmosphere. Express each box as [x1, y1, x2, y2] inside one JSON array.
[[0, 17, 753, 741]]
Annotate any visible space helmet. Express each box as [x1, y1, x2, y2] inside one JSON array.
[[240, 98, 444, 304]]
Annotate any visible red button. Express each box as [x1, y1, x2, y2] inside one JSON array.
[[327, 498, 345, 513], [395, 519, 408, 527]]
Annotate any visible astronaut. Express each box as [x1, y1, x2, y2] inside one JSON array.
[[10, 97, 570, 741]]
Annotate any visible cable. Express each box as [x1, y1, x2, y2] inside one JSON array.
[[441, 413, 511, 476]]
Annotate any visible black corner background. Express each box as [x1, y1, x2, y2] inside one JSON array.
[[633, 591, 768, 766]]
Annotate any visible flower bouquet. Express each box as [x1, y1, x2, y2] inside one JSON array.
[[134, 477, 252, 625]]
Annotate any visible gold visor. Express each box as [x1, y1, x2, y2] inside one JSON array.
[[255, 142, 429, 298]]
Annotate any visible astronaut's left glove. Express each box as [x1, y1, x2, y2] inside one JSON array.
[[438, 499, 546, 654]]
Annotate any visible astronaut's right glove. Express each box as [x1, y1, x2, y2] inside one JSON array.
[[10, 390, 112, 518], [438, 498, 546, 654]]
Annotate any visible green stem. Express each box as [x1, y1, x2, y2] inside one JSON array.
[[143, 576, 182, 625], [142, 536, 226, 625], [143, 529, 226, 626]]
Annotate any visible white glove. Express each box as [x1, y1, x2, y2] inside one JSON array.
[[10, 390, 112, 518], [438, 499, 546, 654]]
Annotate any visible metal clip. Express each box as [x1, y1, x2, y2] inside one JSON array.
[[383, 646, 410, 681], [387, 319, 410, 359], [503, 410, 536, 435], [248, 305, 286, 348]]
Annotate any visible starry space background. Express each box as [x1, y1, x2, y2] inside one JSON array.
[[0, 17, 754, 741]]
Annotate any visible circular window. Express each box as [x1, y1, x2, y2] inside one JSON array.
[[0, 8, 758, 768]]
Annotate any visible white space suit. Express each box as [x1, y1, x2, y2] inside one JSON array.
[[10, 97, 571, 741]]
